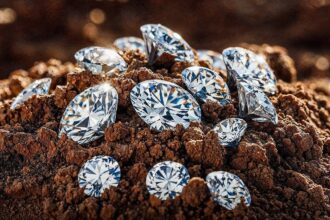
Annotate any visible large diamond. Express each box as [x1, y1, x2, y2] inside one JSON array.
[[237, 81, 278, 124], [146, 161, 190, 200], [222, 47, 277, 95], [140, 24, 195, 64], [78, 155, 121, 197], [197, 50, 227, 72], [10, 78, 51, 110], [182, 66, 231, 105], [113, 36, 146, 52], [59, 83, 118, 144], [206, 171, 251, 210], [213, 118, 247, 147], [130, 80, 201, 131], [74, 46, 127, 76]]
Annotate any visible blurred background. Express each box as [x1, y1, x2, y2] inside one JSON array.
[[0, 0, 329, 80]]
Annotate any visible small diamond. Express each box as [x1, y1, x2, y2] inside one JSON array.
[[113, 36, 146, 52], [59, 84, 118, 144], [146, 161, 190, 200], [206, 171, 251, 210], [74, 46, 127, 75], [78, 155, 121, 197], [222, 47, 277, 95], [182, 66, 231, 105], [197, 50, 227, 72], [237, 81, 278, 124], [130, 80, 201, 131], [213, 118, 247, 147], [140, 24, 195, 64], [10, 78, 51, 110]]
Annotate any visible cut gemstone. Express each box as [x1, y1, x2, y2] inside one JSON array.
[[213, 118, 247, 147], [140, 24, 195, 64], [206, 171, 251, 210], [222, 47, 277, 95], [197, 50, 227, 72], [146, 161, 190, 200], [74, 46, 127, 75], [113, 36, 146, 52], [130, 79, 201, 131], [10, 78, 51, 110], [182, 66, 231, 105], [237, 81, 278, 124], [59, 83, 118, 144], [78, 155, 121, 197]]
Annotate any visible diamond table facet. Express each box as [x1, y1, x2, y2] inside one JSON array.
[[78, 155, 121, 197], [206, 171, 251, 210], [10, 78, 51, 110], [130, 79, 201, 131], [197, 50, 227, 72], [114, 36, 146, 52], [146, 161, 190, 200], [182, 66, 231, 105], [213, 118, 247, 147], [59, 83, 118, 144]]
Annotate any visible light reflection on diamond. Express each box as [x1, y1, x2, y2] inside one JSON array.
[[114, 36, 146, 52], [213, 118, 247, 147], [197, 50, 227, 72]]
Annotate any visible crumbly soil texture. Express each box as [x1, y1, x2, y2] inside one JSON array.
[[0, 46, 329, 220]]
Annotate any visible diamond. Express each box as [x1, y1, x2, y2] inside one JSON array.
[[237, 81, 278, 124], [130, 80, 201, 131], [146, 161, 190, 200], [182, 66, 231, 105], [10, 78, 51, 110], [206, 171, 251, 210], [113, 36, 146, 52], [222, 47, 277, 95], [74, 46, 127, 75], [78, 155, 121, 197], [140, 24, 195, 64], [213, 118, 247, 147], [59, 83, 118, 144], [197, 50, 227, 72]]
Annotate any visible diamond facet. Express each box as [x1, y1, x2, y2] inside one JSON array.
[[78, 155, 121, 197], [130, 80, 201, 131], [213, 118, 247, 147], [113, 36, 146, 52], [59, 84, 118, 144], [74, 46, 127, 75], [140, 24, 195, 64], [197, 50, 227, 72], [237, 81, 278, 124], [222, 47, 277, 95], [10, 78, 51, 110], [206, 171, 251, 210], [182, 66, 231, 105], [146, 161, 190, 200]]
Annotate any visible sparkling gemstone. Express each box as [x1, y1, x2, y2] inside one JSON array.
[[181, 66, 231, 105], [78, 155, 121, 197], [206, 171, 251, 210], [140, 24, 195, 64], [74, 46, 127, 75], [59, 84, 118, 144], [213, 118, 247, 147], [10, 78, 51, 110], [237, 81, 278, 124], [113, 36, 146, 52], [146, 161, 190, 200], [222, 47, 277, 95], [197, 50, 227, 72], [130, 79, 201, 131]]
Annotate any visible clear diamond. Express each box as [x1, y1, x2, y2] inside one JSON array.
[[74, 46, 127, 75], [206, 171, 251, 210], [10, 78, 51, 110], [213, 118, 247, 147], [130, 79, 201, 131], [222, 47, 277, 95], [182, 66, 231, 105], [140, 24, 195, 64], [197, 50, 227, 72], [238, 81, 278, 124], [59, 83, 118, 144], [113, 36, 146, 52], [78, 155, 121, 197], [146, 161, 190, 200]]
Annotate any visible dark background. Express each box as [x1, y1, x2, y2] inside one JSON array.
[[0, 0, 329, 80]]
